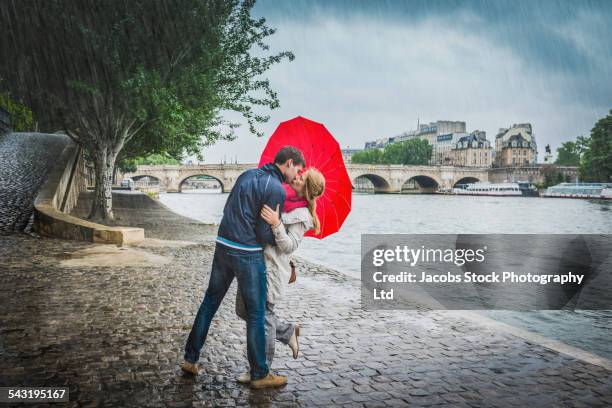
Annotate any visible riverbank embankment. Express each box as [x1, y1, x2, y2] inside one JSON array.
[[1, 192, 610, 407]]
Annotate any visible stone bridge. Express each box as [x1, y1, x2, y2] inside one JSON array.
[[346, 164, 489, 192], [122, 164, 491, 193]]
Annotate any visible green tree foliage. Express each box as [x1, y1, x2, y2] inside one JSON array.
[[119, 153, 181, 173], [554, 141, 581, 166], [394, 138, 432, 165], [0, 0, 293, 220], [0, 93, 33, 132], [381, 142, 406, 164], [540, 164, 566, 189], [351, 148, 384, 164], [351, 139, 432, 165], [579, 110, 612, 182]]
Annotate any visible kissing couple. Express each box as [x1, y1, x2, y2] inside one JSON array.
[[180, 145, 325, 388]]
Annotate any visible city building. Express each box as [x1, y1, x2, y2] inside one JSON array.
[[363, 120, 491, 166], [450, 131, 492, 167], [495, 124, 538, 167], [362, 120, 538, 168], [341, 148, 362, 163], [403, 121, 467, 164]]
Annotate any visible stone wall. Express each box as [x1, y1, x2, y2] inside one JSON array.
[[489, 166, 578, 184], [56, 145, 87, 214], [33, 138, 144, 245]]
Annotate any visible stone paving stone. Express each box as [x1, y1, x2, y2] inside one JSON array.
[[0, 225, 611, 407]]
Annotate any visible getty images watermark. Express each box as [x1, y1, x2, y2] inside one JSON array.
[[361, 234, 611, 310]]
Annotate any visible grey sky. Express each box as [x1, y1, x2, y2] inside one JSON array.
[[198, 0, 611, 164]]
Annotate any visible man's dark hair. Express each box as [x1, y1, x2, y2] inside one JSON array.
[[274, 145, 306, 167]]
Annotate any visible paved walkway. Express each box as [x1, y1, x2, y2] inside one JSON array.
[[1, 194, 611, 407]]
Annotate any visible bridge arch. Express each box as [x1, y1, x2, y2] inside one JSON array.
[[402, 175, 441, 193], [178, 174, 224, 193], [352, 174, 392, 193], [453, 176, 480, 188]]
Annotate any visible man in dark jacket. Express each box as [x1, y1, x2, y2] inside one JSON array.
[[182, 146, 305, 389]]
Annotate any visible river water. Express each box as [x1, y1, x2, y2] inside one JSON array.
[[159, 191, 612, 359]]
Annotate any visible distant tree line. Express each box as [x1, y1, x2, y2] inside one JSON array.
[[555, 110, 612, 183], [539, 165, 572, 189], [119, 153, 181, 173], [351, 138, 433, 165]]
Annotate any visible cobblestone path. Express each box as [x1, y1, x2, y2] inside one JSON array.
[[0, 132, 69, 233], [1, 227, 610, 407]]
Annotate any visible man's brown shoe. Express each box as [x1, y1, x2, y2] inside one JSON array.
[[250, 373, 288, 389], [180, 361, 199, 375]]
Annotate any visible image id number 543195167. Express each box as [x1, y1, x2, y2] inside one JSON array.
[[0, 387, 69, 402]]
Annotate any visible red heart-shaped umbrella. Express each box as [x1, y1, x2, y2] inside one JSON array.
[[258, 116, 352, 239]]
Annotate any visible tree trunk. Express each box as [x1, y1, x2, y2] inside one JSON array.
[[89, 149, 117, 221], [112, 163, 118, 185]]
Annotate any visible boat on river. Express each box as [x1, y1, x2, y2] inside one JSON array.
[[452, 182, 523, 196], [542, 183, 612, 199], [450, 182, 539, 197]]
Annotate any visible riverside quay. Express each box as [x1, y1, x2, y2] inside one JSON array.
[[1, 130, 611, 407]]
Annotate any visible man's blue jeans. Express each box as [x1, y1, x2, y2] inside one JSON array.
[[184, 244, 269, 380]]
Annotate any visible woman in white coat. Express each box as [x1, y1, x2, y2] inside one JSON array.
[[235, 168, 325, 383]]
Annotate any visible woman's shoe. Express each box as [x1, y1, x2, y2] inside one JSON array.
[[288, 324, 300, 359], [237, 372, 251, 384]]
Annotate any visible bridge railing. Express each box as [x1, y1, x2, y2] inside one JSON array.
[[133, 180, 160, 188]]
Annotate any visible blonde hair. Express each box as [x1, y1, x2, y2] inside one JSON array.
[[302, 168, 325, 234]]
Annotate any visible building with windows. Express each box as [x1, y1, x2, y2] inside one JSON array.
[[362, 120, 494, 166], [363, 120, 469, 165], [450, 131, 492, 167], [495, 124, 537, 167], [341, 148, 362, 163], [362, 120, 536, 168], [497, 134, 536, 166], [404, 121, 467, 164]]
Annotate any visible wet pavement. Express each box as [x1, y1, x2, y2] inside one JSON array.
[[0, 132, 70, 234], [1, 196, 611, 407]]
